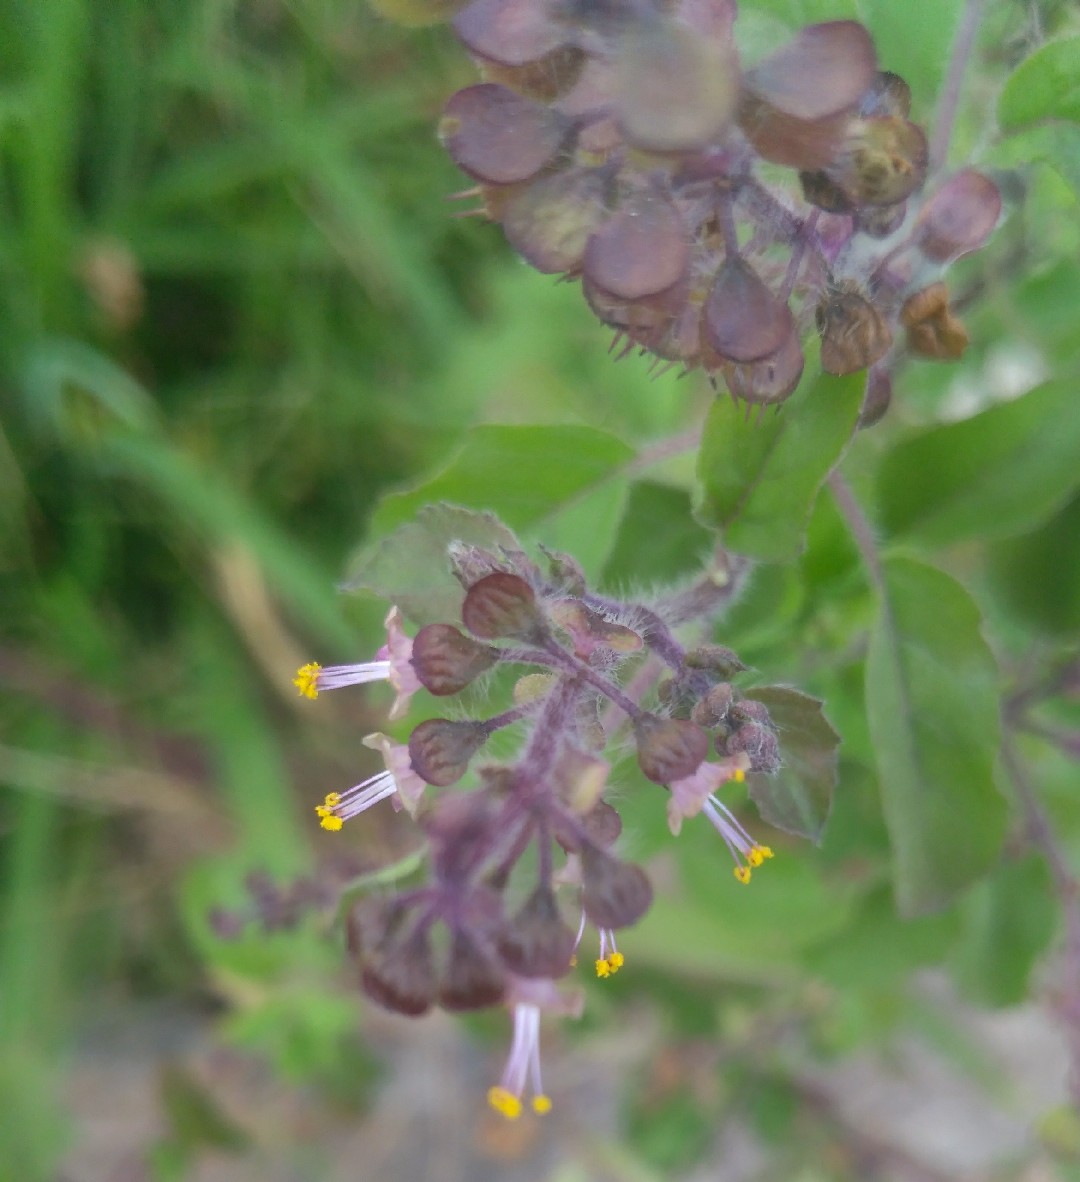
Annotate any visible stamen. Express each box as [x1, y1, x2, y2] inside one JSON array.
[[314, 772, 397, 831]]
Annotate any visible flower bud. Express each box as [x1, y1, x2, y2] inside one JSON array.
[[439, 927, 507, 1011], [497, 885, 576, 977], [411, 623, 500, 695], [691, 682, 734, 729], [722, 722, 782, 774], [539, 545, 587, 596], [901, 282, 969, 360], [684, 644, 747, 678], [462, 571, 546, 641], [634, 714, 709, 783], [408, 718, 488, 786], [914, 168, 1001, 263], [705, 259, 795, 364], [502, 166, 610, 274], [816, 283, 892, 375], [581, 842, 653, 929]]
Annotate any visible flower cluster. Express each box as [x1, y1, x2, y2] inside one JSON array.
[[297, 541, 790, 1117], [437, 0, 1001, 418]]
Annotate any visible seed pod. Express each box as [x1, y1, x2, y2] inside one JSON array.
[[412, 624, 500, 695], [829, 116, 928, 206], [914, 168, 1001, 263], [502, 166, 610, 274], [583, 190, 690, 302], [705, 258, 794, 364], [462, 571, 545, 641], [440, 84, 570, 185], [901, 282, 969, 360], [721, 328, 805, 406], [746, 21, 877, 121], [738, 94, 851, 171], [408, 718, 487, 786], [816, 284, 892, 375], [497, 885, 576, 977], [634, 714, 709, 783], [580, 800, 622, 847], [439, 928, 507, 1011], [580, 843, 653, 929], [361, 924, 437, 1017], [453, 0, 567, 66], [613, 19, 739, 151]]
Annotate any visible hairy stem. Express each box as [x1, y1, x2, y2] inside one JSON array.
[[929, 0, 985, 173]]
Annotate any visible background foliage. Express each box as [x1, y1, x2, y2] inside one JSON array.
[[2, 0, 1080, 1179]]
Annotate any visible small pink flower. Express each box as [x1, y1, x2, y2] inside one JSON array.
[[313, 732, 427, 831], [363, 732, 427, 816], [667, 754, 774, 884], [487, 978, 584, 1120], [293, 606, 420, 720]]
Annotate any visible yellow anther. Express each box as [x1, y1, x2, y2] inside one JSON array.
[[733, 865, 752, 885], [759, 845, 774, 860], [733, 768, 746, 783], [569, 954, 577, 967], [319, 814, 343, 832], [487, 1087, 522, 1120], [293, 663, 321, 699], [607, 951, 625, 972], [748, 847, 765, 868], [595, 958, 611, 978], [532, 1095, 552, 1115], [324, 792, 341, 807]]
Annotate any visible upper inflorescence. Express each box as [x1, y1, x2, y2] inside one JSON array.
[[436, 0, 1002, 417]]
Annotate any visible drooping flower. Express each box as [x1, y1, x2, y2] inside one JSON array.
[[315, 733, 427, 830], [487, 978, 583, 1120], [667, 754, 774, 883], [294, 606, 421, 720]]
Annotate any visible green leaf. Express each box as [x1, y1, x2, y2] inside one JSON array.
[[367, 424, 635, 580], [695, 368, 864, 563], [950, 855, 1056, 1007], [866, 557, 1006, 916], [743, 686, 839, 843], [347, 503, 522, 626], [999, 36, 1080, 130], [602, 481, 714, 588], [985, 493, 1080, 637], [877, 379, 1080, 547]]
